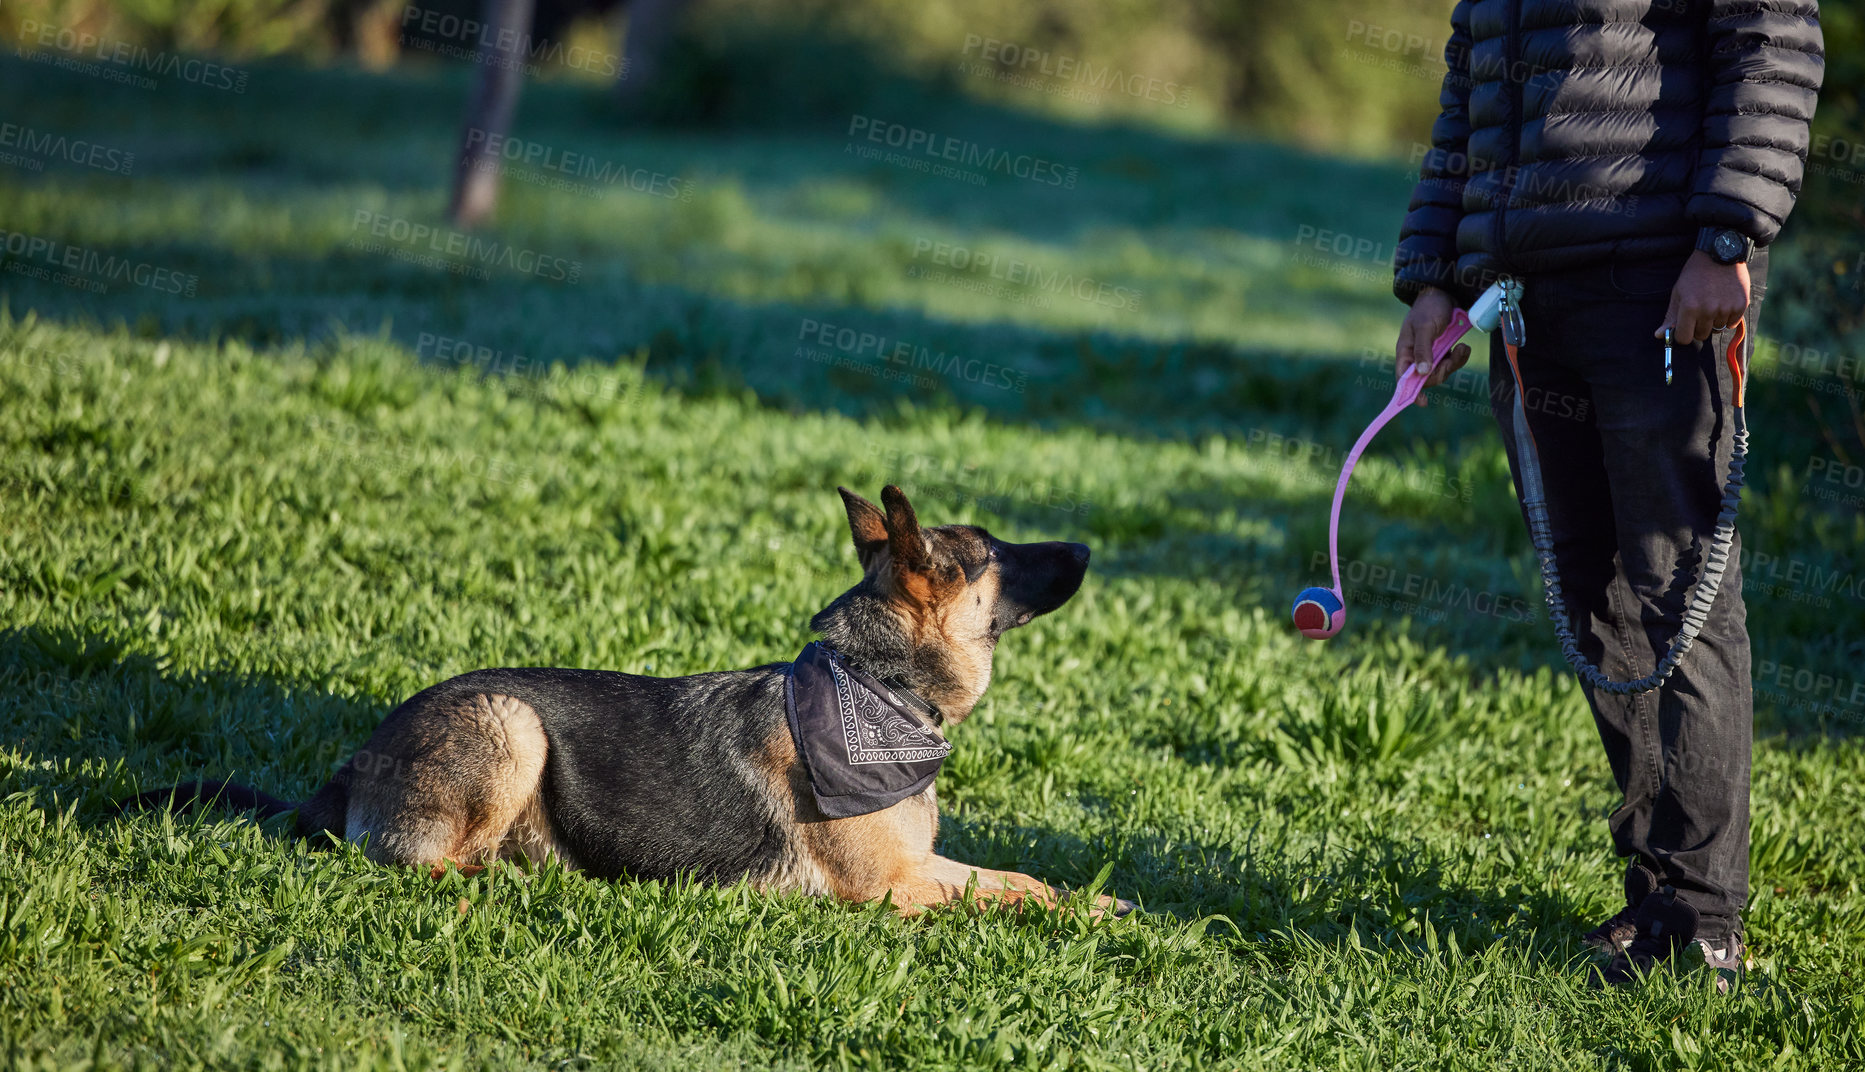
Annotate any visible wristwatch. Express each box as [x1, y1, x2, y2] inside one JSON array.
[[1697, 226, 1753, 266]]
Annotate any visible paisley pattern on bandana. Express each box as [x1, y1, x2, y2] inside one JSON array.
[[784, 642, 951, 819], [825, 655, 951, 765]]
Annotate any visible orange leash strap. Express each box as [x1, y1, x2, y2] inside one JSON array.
[[1726, 317, 1748, 408], [1504, 338, 1536, 456]]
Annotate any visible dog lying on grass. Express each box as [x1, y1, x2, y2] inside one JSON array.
[[131, 486, 1133, 917]]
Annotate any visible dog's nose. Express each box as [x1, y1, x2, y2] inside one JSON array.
[[1067, 543, 1090, 566]]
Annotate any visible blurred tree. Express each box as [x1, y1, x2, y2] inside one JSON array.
[[448, 0, 535, 226], [446, 0, 684, 226]]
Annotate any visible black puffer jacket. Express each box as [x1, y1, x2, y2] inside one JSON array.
[[1394, 0, 1824, 303]]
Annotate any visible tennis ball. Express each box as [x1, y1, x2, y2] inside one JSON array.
[[1291, 587, 1345, 640]]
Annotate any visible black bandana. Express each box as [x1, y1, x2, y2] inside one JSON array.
[[784, 642, 952, 819]]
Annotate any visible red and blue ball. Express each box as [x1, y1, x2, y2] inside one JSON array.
[[1291, 587, 1345, 640]]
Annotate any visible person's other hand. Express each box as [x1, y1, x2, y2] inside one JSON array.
[[1396, 286, 1471, 406], [1656, 250, 1750, 346]]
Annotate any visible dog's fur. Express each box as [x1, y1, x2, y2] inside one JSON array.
[[132, 486, 1129, 916]]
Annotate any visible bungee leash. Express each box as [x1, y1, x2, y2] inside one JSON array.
[[1500, 283, 1751, 695], [1292, 279, 1752, 697]]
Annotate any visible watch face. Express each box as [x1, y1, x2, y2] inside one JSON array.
[[1715, 231, 1745, 263]]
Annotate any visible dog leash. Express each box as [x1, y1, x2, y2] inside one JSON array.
[[1501, 283, 1751, 695], [1294, 279, 1751, 697]]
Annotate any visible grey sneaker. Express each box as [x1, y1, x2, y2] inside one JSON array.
[[1682, 931, 1746, 994], [1582, 863, 1658, 954]]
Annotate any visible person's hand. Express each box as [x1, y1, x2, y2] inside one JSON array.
[[1396, 286, 1472, 406], [1656, 250, 1750, 346]]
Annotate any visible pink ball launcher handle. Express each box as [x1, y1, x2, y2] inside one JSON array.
[[1321, 309, 1473, 596]]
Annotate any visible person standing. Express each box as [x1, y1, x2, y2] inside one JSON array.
[[1390, 1, 1824, 988]]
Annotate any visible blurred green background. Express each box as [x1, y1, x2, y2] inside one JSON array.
[[5, 0, 1852, 155], [7, 0, 1859, 313]]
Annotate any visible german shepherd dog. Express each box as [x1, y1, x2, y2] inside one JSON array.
[[132, 486, 1133, 917]]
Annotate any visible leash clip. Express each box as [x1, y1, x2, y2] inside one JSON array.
[[1498, 277, 1525, 349]]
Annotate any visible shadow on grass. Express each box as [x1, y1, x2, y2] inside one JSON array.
[[937, 810, 1594, 967], [0, 36, 1411, 246], [0, 623, 391, 816], [0, 235, 1473, 448], [0, 45, 1413, 448]]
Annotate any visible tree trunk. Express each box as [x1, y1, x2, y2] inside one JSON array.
[[448, 0, 535, 228], [616, 0, 683, 103]]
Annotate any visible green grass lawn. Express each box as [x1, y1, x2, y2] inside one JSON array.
[[3, 54, 1864, 1070]]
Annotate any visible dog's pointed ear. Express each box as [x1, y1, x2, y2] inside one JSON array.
[[880, 485, 929, 572], [838, 487, 889, 566]]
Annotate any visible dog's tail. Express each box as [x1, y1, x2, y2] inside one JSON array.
[[120, 779, 299, 822], [121, 774, 351, 838]]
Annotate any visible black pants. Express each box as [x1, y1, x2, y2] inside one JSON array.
[[1488, 252, 1764, 939]]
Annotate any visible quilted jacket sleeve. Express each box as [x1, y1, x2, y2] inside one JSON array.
[[1688, 0, 1825, 246], [1393, 1, 1474, 305]]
